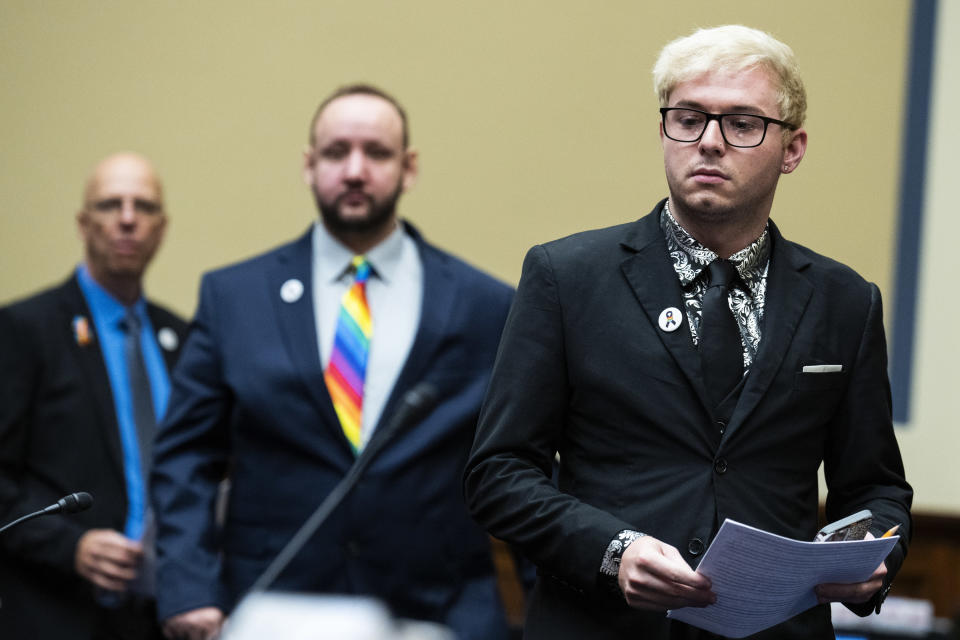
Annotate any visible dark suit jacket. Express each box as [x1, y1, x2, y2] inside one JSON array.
[[151, 223, 514, 640], [0, 275, 187, 640], [464, 202, 912, 639]]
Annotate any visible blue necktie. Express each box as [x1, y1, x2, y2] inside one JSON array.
[[122, 309, 156, 486]]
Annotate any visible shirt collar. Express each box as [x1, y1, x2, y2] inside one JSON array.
[[313, 220, 405, 285], [76, 263, 147, 327], [661, 200, 770, 288]]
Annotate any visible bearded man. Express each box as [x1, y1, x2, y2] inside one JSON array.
[[151, 85, 514, 640]]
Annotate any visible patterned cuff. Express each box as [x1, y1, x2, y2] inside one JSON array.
[[599, 529, 646, 578]]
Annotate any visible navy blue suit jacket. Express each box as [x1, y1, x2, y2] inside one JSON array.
[[152, 224, 514, 638]]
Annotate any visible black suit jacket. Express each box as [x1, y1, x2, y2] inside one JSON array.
[[464, 202, 912, 639], [0, 275, 187, 639]]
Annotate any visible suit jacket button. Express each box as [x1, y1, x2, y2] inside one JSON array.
[[716, 420, 726, 435], [714, 457, 728, 474], [687, 538, 705, 556]]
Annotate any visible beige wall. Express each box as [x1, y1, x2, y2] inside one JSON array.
[[3, 1, 950, 512]]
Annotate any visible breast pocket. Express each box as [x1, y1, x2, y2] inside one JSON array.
[[794, 369, 847, 392]]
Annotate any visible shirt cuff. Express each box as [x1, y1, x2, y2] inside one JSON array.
[[599, 529, 646, 578]]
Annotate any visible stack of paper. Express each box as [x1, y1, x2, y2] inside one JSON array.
[[667, 519, 898, 638]]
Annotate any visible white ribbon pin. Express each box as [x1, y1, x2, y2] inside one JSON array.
[[280, 279, 304, 303], [658, 307, 683, 332]]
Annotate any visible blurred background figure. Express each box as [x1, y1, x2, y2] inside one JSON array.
[[0, 152, 188, 639], [151, 85, 515, 640]]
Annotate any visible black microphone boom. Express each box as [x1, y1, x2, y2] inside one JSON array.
[[0, 492, 94, 534], [246, 382, 439, 595]]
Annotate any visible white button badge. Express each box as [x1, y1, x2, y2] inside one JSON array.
[[280, 279, 304, 304], [157, 327, 179, 351], [658, 307, 683, 332]]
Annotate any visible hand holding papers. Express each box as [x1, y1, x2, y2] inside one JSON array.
[[666, 519, 898, 638]]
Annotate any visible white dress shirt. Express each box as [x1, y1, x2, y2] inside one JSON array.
[[312, 220, 423, 446]]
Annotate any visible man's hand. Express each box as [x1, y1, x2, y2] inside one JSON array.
[[74, 528, 142, 592], [816, 561, 887, 604], [163, 607, 225, 640], [815, 531, 887, 605], [618, 535, 715, 610]]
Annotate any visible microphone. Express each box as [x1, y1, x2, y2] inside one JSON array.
[[0, 492, 94, 534], [50, 492, 94, 514], [246, 382, 439, 595]]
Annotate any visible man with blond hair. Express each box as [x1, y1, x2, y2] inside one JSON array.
[[0, 153, 187, 639], [465, 25, 911, 639]]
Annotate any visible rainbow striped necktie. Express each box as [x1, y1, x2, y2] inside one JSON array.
[[325, 255, 373, 453]]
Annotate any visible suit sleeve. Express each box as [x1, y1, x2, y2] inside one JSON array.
[[0, 306, 86, 574], [822, 283, 912, 614], [151, 275, 231, 620], [464, 245, 634, 596]]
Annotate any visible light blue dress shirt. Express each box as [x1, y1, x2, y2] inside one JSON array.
[[76, 264, 171, 540]]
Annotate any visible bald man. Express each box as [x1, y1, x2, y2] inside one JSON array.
[[0, 153, 188, 639]]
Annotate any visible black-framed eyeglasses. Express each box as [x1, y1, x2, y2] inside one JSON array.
[[660, 107, 797, 148]]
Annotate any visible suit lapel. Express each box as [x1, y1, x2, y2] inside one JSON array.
[[619, 209, 713, 411], [725, 223, 813, 439], [60, 277, 126, 482], [365, 224, 454, 452], [266, 230, 345, 445], [616, 211, 816, 443]]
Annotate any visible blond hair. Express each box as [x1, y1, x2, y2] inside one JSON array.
[[653, 25, 806, 130]]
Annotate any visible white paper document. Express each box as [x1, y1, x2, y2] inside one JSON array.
[[666, 519, 898, 638]]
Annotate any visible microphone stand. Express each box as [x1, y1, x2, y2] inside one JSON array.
[[0, 492, 94, 534]]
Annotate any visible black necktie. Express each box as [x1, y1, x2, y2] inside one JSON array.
[[122, 309, 156, 478], [700, 259, 744, 408]]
